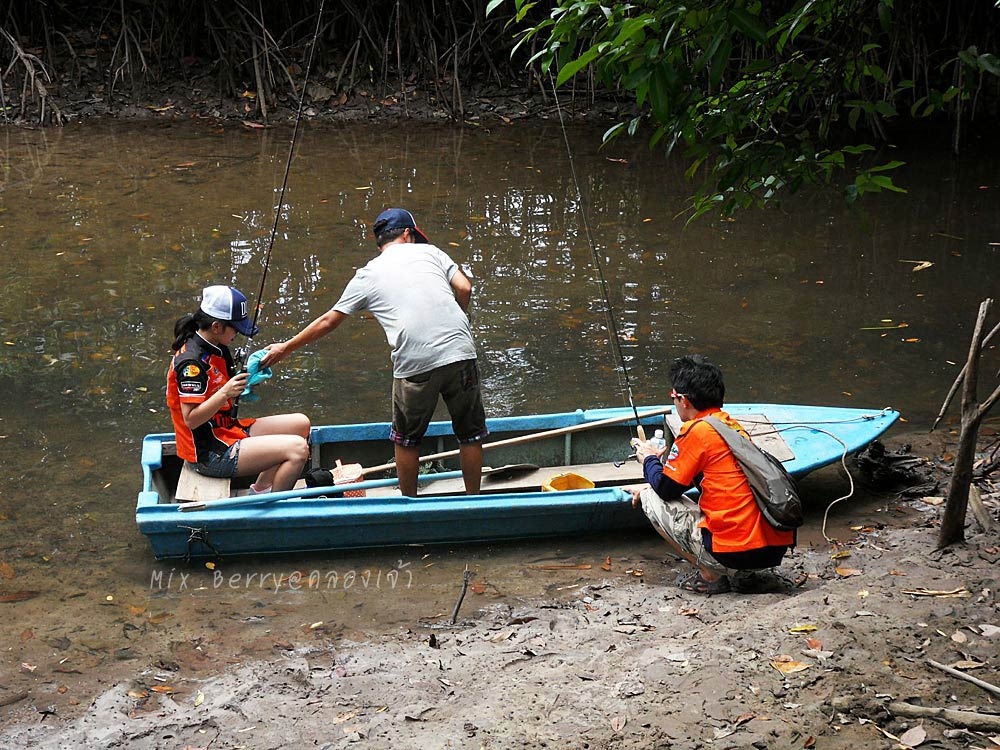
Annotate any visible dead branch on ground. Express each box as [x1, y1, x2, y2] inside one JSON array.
[[888, 702, 1000, 732]]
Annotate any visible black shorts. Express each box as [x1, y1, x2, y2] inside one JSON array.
[[390, 359, 488, 447], [702, 528, 789, 570]]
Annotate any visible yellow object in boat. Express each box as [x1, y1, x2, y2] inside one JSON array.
[[542, 472, 595, 492]]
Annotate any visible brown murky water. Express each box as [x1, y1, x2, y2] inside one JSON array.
[[0, 120, 996, 721]]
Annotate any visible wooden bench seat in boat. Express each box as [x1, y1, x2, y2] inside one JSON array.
[[175, 462, 232, 504]]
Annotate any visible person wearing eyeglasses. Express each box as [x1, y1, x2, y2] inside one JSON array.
[[261, 208, 488, 498], [625, 355, 795, 594]]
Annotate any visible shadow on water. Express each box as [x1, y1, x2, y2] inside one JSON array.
[[0, 120, 996, 718]]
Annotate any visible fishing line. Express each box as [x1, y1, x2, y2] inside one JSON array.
[[241, 0, 326, 366], [549, 72, 645, 437]]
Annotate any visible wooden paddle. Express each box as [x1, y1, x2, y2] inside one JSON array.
[[344, 406, 672, 479]]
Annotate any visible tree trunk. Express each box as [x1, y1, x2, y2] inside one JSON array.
[[937, 298, 998, 548]]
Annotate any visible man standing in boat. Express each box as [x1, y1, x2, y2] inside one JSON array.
[[261, 208, 488, 497], [626, 355, 795, 594]]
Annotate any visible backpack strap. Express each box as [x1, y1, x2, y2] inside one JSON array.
[[699, 416, 803, 534]]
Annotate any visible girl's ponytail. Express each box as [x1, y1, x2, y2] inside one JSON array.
[[172, 310, 216, 351], [172, 314, 198, 351]]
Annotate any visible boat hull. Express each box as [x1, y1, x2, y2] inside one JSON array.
[[136, 404, 899, 559]]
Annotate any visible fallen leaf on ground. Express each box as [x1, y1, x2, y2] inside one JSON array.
[[899, 724, 927, 746], [150, 685, 175, 694], [601, 556, 612, 571], [902, 587, 970, 598], [771, 655, 811, 674], [529, 564, 592, 570], [194, 690, 204, 706], [789, 624, 818, 633], [0, 590, 40, 603], [0, 561, 14, 579], [801, 648, 834, 661], [404, 707, 433, 721], [949, 659, 986, 670], [610, 715, 627, 732], [835, 567, 862, 578], [900, 259, 935, 271]]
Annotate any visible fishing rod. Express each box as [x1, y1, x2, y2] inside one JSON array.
[[230, 0, 325, 418], [237, 0, 326, 370], [549, 73, 648, 444]]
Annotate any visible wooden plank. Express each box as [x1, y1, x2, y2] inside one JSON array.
[[664, 413, 795, 463], [175, 462, 232, 503], [367, 461, 646, 498]]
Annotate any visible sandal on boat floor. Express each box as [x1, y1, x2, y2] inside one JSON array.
[[676, 570, 731, 595]]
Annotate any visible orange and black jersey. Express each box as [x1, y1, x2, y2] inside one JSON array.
[[166, 334, 255, 463]]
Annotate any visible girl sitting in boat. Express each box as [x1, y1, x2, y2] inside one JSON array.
[[167, 285, 311, 494]]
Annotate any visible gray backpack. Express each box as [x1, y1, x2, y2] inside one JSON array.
[[701, 416, 803, 531]]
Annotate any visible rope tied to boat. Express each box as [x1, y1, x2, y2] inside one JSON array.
[[181, 525, 221, 561]]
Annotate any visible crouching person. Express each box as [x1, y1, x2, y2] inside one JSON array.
[[626, 355, 794, 594]]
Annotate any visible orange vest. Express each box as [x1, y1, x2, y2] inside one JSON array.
[[662, 408, 795, 553]]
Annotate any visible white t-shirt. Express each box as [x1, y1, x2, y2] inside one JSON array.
[[332, 243, 478, 378]]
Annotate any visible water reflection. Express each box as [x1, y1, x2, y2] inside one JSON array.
[[2, 122, 998, 426]]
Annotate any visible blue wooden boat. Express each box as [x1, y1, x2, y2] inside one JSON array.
[[135, 404, 899, 559]]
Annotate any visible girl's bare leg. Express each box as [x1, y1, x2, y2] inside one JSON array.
[[239, 413, 311, 491]]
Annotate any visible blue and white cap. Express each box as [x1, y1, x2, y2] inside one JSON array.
[[200, 285, 259, 337]]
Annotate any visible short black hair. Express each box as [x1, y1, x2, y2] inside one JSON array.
[[375, 226, 407, 248], [668, 354, 725, 411]]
